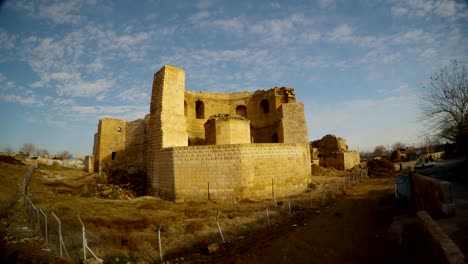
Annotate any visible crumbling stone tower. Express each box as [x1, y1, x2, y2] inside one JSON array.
[[147, 65, 189, 197]]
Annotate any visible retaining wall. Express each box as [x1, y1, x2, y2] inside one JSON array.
[[412, 173, 455, 217]]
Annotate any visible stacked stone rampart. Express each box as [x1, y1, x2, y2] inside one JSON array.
[[158, 143, 311, 202]]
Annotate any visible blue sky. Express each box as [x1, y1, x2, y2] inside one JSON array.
[[0, 0, 467, 156]]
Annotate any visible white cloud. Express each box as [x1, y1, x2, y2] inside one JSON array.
[[198, 16, 246, 34], [57, 79, 113, 97], [271, 2, 280, 9], [54, 98, 75, 105], [328, 24, 353, 42], [189, 11, 211, 23], [50, 72, 81, 81], [0, 92, 44, 107], [196, 0, 216, 9], [88, 58, 104, 71], [118, 86, 149, 102], [419, 48, 438, 59], [70, 105, 148, 120], [317, 0, 335, 9], [391, 7, 409, 16], [0, 72, 6, 82], [391, 0, 467, 19], [37, 0, 82, 24], [4, 0, 34, 13], [0, 29, 16, 49], [192, 13, 315, 46]]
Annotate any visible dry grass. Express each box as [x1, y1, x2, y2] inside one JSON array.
[[23, 165, 358, 263]]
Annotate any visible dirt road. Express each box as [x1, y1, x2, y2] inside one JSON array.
[[196, 177, 407, 264]]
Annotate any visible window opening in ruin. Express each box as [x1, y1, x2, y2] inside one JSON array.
[[184, 101, 187, 116], [236, 105, 247, 118], [261, 99, 269, 114], [111, 152, 116, 160], [196, 100, 204, 119], [117, 127, 121, 132], [272, 133, 279, 143]]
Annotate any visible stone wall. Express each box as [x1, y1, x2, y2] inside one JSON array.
[[320, 152, 360, 170], [93, 118, 127, 174], [278, 103, 309, 144], [204, 115, 251, 145], [84, 155, 94, 173], [154, 143, 311, 202], [416, 211, 465, 263], [311, 134, 347, 154], [124, 116, 148, 174], [412, 173, 455, 217]]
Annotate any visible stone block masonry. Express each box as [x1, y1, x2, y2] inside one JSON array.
[[158, 143, 311, 202], [412, 173, 455, 218]]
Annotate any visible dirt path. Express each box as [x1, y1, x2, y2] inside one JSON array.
[[195, 177, 405, 264]]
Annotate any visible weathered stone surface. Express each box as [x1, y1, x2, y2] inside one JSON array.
[[413, 173, 455, 218], [417, 211, 465, 264]]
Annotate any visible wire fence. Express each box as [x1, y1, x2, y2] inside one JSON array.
[[20, 164, 368, 263], [21, 163, 103, 263]]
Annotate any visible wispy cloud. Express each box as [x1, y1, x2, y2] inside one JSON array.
[[70, 105, 148, 121], [0, 92, 44, 107], [57, 79, 114, 97], [118, 85, 150, 102], [6, 0, 84, 24], [317, 0, 335, 9], [390, 0, 468, 20], [0, 29, 16, 49]]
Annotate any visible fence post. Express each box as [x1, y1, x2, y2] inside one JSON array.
[[32, 203, 39, 232], [158, 219, 165, 262], [271, 178, 275, 201], [216, 210, 225, 243], [310, 190, 313, 208], [39, 209, 48, 245], [77, 215, 86, 260], [51, 212, 69, 259], [266, 204, 271, 225], [322, 189, 326, 205], [288, 199, 292, 216]]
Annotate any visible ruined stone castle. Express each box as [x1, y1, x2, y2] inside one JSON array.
[[310, 134, 360, 170], [92, 65, 311, 202]]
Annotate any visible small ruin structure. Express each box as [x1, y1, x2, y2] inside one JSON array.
[[311, 134, 360, 170], [92, 65, 311, 201]]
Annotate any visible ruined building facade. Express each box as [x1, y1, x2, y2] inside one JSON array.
[[310, 134, 360, 170], [93, 65, 311, 201]]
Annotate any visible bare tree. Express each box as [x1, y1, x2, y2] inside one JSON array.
[[36, 148, 50, 157], [3, 147, 14, 154], [19, 143, 36, 156], [392, 142, 406, 151], [420, 60, 468, 153], [55, 150, 72, 160], [374, 145, 386, 157]]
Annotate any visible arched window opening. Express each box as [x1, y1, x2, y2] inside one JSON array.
[[236, 105, 247, 118], [261, 99, 269, 114], [184, 101, 187, 116], [196, 100, 204, 119], [272, 133, 279, 143], [117, 127, 121, 132]]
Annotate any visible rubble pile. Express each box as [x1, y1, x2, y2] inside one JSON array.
[[311, 164, 338, 176], [91, 183, 135, 200], [367, 158, 395, 177]]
